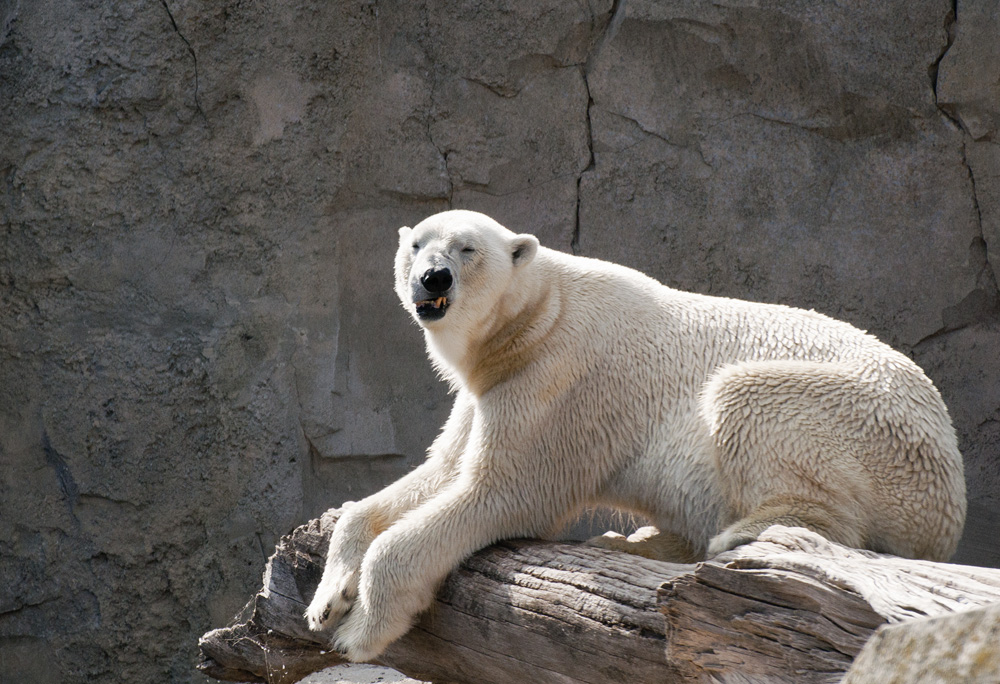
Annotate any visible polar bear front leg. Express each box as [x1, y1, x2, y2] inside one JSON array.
[[331, 486, 534, 662], [305, 504, 373, 632], [305, 456, 465, 632], [307, 395, 474, 632]]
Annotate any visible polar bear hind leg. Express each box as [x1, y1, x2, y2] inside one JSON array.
[[708, 495, 865, 556], [701, 359, 961, 560]]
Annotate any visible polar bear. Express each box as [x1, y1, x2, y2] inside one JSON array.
[[305, 209, 966, 661]]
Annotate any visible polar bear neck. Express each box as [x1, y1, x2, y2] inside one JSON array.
[[463, 282, 560, 395], [424, 260, 561, 396]]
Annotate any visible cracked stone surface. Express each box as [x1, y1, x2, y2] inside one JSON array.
[[937, 0, 1000, 292], [843, 601, 1000, 683], [0, 1, 997, 682]]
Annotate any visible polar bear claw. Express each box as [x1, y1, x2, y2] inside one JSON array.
[[304, 566, 357, 633]]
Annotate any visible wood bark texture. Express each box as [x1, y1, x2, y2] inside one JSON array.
[[197, 510, 1000, 684]]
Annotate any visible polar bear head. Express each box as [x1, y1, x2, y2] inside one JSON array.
[[394, 210, 539, 334]]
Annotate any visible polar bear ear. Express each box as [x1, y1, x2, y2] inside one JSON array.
[[398, 226, 412, 239], [511, 234, 539, 267]]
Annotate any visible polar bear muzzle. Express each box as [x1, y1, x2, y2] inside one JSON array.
[[415, 267, 453, 321]]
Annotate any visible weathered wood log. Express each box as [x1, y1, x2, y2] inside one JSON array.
[[197, 510, 1000, 684], [660, 529, 1000, 682], [197, 508, 686, 683]]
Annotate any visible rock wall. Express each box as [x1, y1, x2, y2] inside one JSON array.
[[0, 1, 996, 682]]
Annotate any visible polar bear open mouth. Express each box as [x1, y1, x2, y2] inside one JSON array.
[[415, 296, 449, 321]]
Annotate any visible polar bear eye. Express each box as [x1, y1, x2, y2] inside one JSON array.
[[412, 243, 420, 252], [461, 246, 476, 255]]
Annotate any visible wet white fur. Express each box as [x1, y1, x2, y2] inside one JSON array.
[[306, 210, 966, 661]]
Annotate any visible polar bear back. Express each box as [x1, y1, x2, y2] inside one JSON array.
[[526, 246, 964, 559]]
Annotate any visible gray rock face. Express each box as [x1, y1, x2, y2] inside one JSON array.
[[0, 1, 996, 682]]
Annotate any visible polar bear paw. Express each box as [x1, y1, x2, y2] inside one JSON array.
[[331, 608, 383, 663], [304, 567, 358, 633], [706, 527, 758, 556], [586, 527, 703, 563], [331, 594, 414, 663]]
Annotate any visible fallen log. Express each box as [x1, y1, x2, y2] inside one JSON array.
[[197, 509, 1000, 684]]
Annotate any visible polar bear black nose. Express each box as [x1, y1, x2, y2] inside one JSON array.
[[420, 267, 453, 294]]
